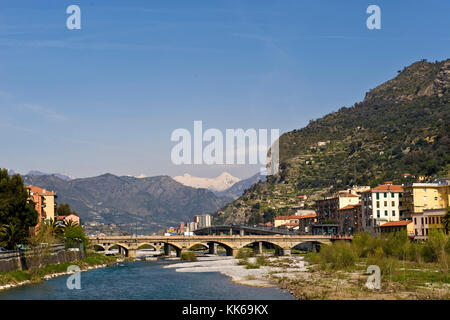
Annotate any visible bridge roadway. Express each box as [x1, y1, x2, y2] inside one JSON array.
[[89, 235, 345, 258]]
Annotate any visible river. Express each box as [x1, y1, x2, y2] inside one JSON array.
[[0, 260, 294, 300]]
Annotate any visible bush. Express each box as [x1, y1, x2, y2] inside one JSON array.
[[180, 251, 197, 262], [317, 242, 357, 270], [236, 248, 256, 259]]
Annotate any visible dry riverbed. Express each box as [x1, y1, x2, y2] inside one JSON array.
[[164, 255, 307, 288], [164, 255, 450, 300]]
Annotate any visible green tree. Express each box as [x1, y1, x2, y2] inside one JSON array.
[[0, 169, 38, 249], [56, 203, 78, 217], [64, 224, 88, 249], [40, 218, 64, 239]]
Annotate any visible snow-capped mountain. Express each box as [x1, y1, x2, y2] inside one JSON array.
[[173, 172, 241, 192]]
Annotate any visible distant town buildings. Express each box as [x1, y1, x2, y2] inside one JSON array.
[[197, 214, 212, 228]]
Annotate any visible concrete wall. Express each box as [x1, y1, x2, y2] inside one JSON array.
[[0, 250, 86, 273]]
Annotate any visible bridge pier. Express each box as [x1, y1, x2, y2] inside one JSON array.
[[208, 243, 218, 255], [164, 243, 171, 256], [128, 249, 137, 259], [253, 242, 263, 255]]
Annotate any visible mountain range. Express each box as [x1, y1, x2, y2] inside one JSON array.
[[216, 59, 450, 225], [22, 173, 230, 234]]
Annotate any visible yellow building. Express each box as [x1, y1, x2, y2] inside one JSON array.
[[403, 180, 450, 216]]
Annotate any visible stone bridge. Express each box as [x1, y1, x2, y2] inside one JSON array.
[[88, 235, 342, 258]]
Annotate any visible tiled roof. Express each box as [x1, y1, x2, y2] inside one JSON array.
[[274, 213, 316, 220], [371, 184, 403, 192], [26, 185, 55, 195], [380, 220, 412, 227], [339, 203, 362, 210]]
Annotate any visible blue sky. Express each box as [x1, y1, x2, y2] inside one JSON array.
[[0, 0, 449, 179]]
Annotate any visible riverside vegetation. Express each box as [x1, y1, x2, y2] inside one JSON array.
[[273, 231, 450, 299]]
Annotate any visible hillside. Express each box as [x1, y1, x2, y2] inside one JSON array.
[[23, 173, 228, 234], [216, 59, 450, 225]]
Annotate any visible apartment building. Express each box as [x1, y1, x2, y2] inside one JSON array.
[[197, 214, 212, 228], [361, 182, 404, 233], [337, 203, 362, 235], [315, 192, 360, 224], [403, 179, 450, 216], [411, 208, 446, 239]]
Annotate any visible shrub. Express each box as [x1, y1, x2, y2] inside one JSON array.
[[317, 242, 357, 270], [236, 248, 256, 259], [180, 251, 197, 262]]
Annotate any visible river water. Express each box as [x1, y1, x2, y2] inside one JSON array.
[[0, 260, 294, 300]]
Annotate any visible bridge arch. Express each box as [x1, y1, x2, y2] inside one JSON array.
[[203, 241, 235, 256], [136, 243, 157, 250], [291, 240, 330, 252], [92, 244, 106, 252], [242, 240, 285, 256], [106, 243, 131, 256], [187, 242, 209, 251]]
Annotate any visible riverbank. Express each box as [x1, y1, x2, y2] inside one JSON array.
[[165, 254, 450, 300], [0, 253, 121, 292], [164, 255, 307, 288]]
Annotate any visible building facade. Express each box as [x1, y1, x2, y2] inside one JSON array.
[[26, 185, 56, 233], [411, 208, 446, 239], [337, 203, 362, 235], [403, 180, 450, 217], [377, 220, 414, 237], [197, 214, 212, 228], [315, 192, 360, 224], [361, 182, 403, 233]]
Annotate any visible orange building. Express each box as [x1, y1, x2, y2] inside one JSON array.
[[26, 185, 56, 233]]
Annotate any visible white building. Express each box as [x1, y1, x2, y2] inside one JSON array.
[[198, 214, 212, 228], [361, 182, 404, 233]]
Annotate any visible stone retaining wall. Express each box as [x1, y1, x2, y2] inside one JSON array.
[[0, 250, 86, 273]]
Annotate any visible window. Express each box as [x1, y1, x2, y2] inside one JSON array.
[[392, 201, 395, 206], [384, 210, 388, 216], [421, 217, 424, 225], [392, 210, 396, 216], [376, 193, 379, 200], [384, 201, 387, 206], [384, 193, 387, 198], [414, 218, 417, 224], [376, 202, 380, 208], [377, 210, 380, 218]]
